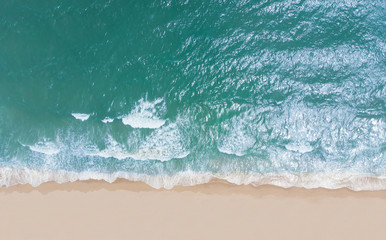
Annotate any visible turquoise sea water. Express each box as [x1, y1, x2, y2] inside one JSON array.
[[0, 0, 385, 190]]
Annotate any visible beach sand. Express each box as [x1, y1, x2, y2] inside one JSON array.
[[1, 180, 385, 240]]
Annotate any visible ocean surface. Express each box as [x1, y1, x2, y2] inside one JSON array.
[[0, 0, 385, 190]]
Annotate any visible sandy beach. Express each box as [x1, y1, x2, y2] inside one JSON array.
[[0, 180, 385, 240]]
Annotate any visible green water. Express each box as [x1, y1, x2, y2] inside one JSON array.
[[0, 0, 385, 189]]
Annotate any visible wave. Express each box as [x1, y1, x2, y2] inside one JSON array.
[[18, 117, 190, 162], [217, 126, 255, 157], [21, 141, 60, 155], [0, 167, 385, 191], [88, 121, 190, 161], [217, 110, 258, 156], [71, 113, 90, 121], [133, 122, 190, 161], [101, 117, 114, 123], [119, 98, 166, 129]]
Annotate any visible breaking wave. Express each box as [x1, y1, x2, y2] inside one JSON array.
[[72, 113, 91, 122], [119, 98, 166, 129], [20, 140, 61, 156]]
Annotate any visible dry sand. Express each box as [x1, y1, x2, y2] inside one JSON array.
[[0, 180, 385, 240]]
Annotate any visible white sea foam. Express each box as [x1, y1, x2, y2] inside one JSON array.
[[88, 122, 189, 161], [285, 143, 313, 153], [218, 135, 255, 156], [122, 116, 165, 129], [101, 117, 114, 123], [88, 135, 131, 160], [26, 141, 60, 155], [217, 112, 256, 156], [132, 122, 189, 161], [120, 98, 166, 128], [71, 113, 90, 121], [0, 167, 385, 191]]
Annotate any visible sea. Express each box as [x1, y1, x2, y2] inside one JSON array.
[[0, 0, 385, 190]]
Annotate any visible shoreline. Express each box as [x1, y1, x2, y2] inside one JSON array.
[[1, 180, 386, 240], [1, 167, 386, 191]]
